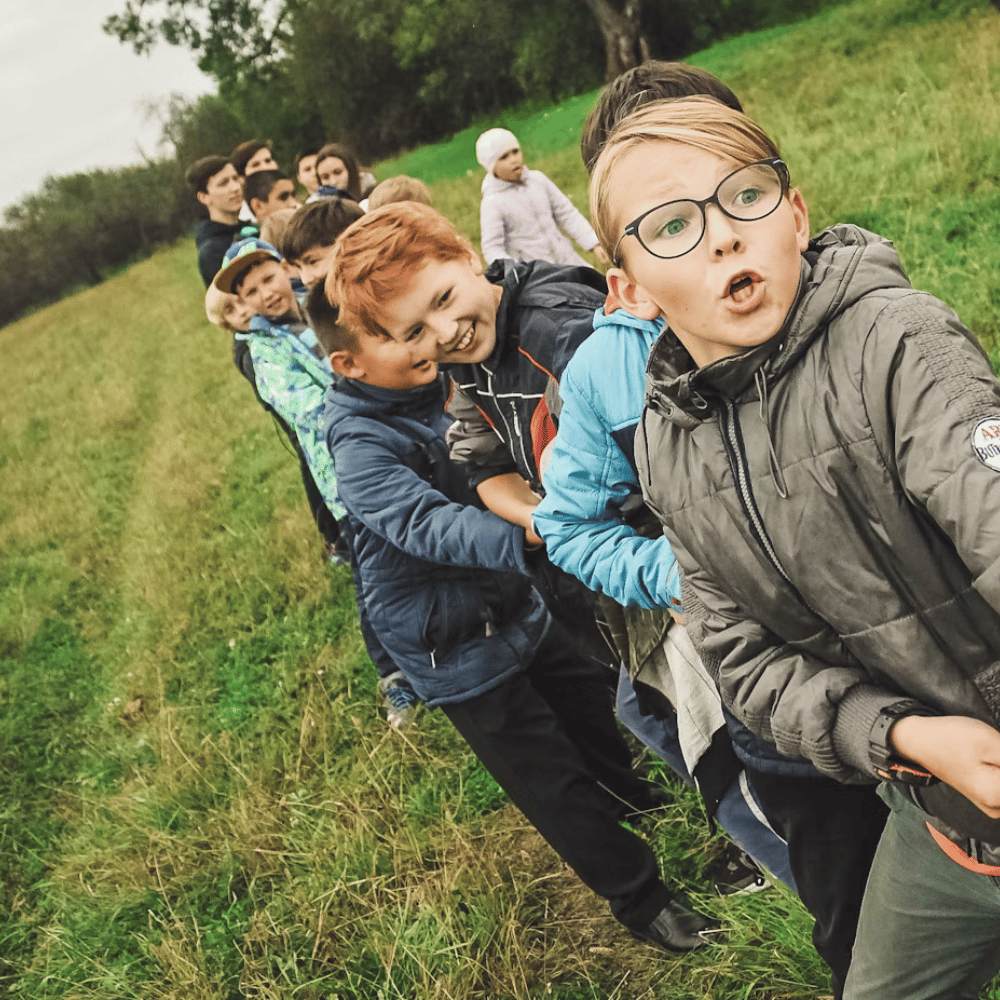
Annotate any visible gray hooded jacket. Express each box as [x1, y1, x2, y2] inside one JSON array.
[[636, 225, 1000, 859]]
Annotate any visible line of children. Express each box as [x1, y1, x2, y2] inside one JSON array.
[[475, 127, 607, 268], [212, 225, 419, 728], [587, 93, 1000, 1000], [320, 203, 717, 951]]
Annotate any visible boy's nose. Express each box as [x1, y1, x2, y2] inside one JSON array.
[[705, 205, 742, 256]]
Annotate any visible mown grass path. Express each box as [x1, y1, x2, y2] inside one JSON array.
[[2, 0, 1000, 996]]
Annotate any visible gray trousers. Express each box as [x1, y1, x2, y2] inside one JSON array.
[[845, 784, 1000, 1000]]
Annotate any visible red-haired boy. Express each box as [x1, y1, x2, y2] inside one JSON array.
[[325, 204, 715, 950]]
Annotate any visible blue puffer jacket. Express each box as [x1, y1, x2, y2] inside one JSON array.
[[533, 308, 681, 610], [324, 374, 549, 706]]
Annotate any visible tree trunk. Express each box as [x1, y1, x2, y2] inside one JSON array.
[[580, 0, 651, 81]]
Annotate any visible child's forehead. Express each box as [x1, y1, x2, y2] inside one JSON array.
[[238, 257, 284, 287]]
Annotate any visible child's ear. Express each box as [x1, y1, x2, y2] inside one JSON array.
[[467, 252, 485, 276], [249, 198, 265, 218], [329, 350, 364, 379], [606, 267, 662, 321], [789, 188, 811, 253]]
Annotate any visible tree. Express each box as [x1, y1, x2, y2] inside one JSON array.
[[579, 0, 651, 81], [103, 0, 297, 85]]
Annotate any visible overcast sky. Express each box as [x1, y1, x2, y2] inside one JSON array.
[[2, 0, 214, 212]]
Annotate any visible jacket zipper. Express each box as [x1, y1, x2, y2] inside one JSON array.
[[720, 399, 794, 585], [486, 368, 532, 478], [510, 404, 531, 475]]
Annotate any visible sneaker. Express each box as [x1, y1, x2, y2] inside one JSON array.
[[713, 849, 771, 896], [631, 899, 719, 952], [378, 671, 419, 730]]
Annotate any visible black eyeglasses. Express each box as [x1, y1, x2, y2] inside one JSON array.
[[612, 158, 790, 265]]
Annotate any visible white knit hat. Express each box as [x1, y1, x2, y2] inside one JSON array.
[[476, 128, 519, 174]]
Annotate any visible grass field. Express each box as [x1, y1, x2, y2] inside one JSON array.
[[3, 0, 1000, 996]]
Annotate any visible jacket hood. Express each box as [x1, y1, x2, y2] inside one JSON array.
[[595, 306, 664, 337], [646, 225, 912, 424], [481, 166, 533, 196]]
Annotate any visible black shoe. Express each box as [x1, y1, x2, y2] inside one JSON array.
[[713, 849, 770, 897], [631, 899, 719, 952]]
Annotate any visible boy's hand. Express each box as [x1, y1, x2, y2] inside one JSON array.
[[525, 523, 544, 547], [891, 714, 1000, 818], [477, 473, 541, 532]]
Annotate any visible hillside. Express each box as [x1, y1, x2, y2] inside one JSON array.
[[2, 0, 1000, 997]]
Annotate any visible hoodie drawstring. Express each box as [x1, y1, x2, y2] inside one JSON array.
[[755, 369, 788, 499]]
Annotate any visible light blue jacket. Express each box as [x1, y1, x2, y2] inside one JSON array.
[[533, 307, 681, 610]]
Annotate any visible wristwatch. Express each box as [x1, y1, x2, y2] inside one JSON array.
[[868, 702, 940, 786]]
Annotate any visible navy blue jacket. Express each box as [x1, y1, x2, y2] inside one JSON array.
[[324, 374, 549, 706], [448, 258, 607, 491]]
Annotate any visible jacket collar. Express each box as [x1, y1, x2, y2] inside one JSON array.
[[645, 225, 912, 424]]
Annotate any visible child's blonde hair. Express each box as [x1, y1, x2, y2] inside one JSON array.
[[366, 175, 433, 211], [205, 285, 250, 332], [589, 96, 783, 265], [259, 208, 299, 251]]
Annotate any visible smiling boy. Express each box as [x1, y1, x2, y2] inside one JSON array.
[[330, 202, 629, 676], [322, 212, 716, 950], [592, 96, 1000, 999]]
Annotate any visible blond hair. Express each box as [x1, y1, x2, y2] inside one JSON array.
[[259, 208, 299, 251], [366, 175, 433, 211], [589, 96, 782, 263]]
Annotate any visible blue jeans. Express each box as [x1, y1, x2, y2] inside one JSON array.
[[616, 668, 796, 891], [845, 784, 1000, 1000]]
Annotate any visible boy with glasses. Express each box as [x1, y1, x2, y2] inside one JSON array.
[[590, 94, 1000, 1000]]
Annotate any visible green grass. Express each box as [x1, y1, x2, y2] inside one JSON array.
[[3, 0, 1000, 996]]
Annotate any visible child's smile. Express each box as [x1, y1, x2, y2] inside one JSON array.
[[377, 256, 504, 365]]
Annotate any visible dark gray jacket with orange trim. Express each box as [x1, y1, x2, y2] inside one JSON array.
[[636, 225, 1000, 862], [446, 258, 607, 491]]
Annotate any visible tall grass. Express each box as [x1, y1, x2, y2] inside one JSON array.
[[3, 0, 1000, 996]]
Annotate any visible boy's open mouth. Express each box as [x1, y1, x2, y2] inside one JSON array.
[[727, 272, 760, 304]]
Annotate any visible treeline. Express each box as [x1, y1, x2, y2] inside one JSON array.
[[2, 0, 846, 329]]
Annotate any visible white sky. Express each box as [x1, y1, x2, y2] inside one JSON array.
[[1, 0, 214, 212]]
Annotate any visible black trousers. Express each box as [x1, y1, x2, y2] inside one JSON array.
[[745, 769, 889, 1000], [440, 623, 672, 930]]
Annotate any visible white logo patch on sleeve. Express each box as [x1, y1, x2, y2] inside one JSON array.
[[972, 418, 1000, 470]]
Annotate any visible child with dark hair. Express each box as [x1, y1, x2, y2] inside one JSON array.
[[533, 63, 793, 899], [578, 61, 743, 173], [231, 140, 278, 177], [279, 198, 365, 289], [243, 170, 301, 223], [185, 155, 244, 286], [320, 210, 717, 949], [295, 147, 321, 196], [309, 143, 364, 202]]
